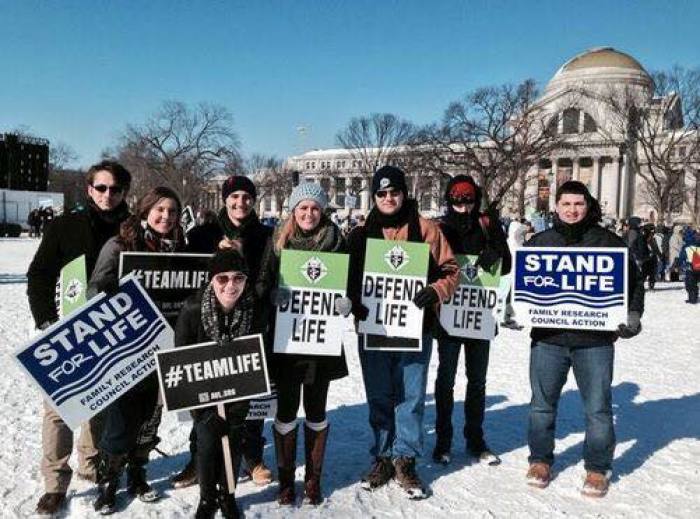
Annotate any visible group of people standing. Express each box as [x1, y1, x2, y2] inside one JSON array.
[[27, 159, 645, 517]]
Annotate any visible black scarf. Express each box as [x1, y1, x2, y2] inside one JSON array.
[[218, 208, 260, 240], [363, 199, 423, 242], [200, 284, 255, 344], [443, 207, 478, 236], [552, 213, 597, 244]]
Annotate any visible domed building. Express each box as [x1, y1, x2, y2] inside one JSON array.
[[268, 48, 697, 224]]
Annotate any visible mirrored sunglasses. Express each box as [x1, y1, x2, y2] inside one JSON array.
[[213, 272, 248, 286]]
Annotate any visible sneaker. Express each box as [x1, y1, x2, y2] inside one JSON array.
[[581, 470, 611, 498], [472, 448, 501, 466], [171, 458, 198, 489], [432, 448, 451, 465], [77, 470, 98, 483], [36, 492, 66, 515], [248, 462, 273, 486], [361, 457, 394, 491], [526, 462, 551, 489], [392, 457, 427, 500], [501, 319, 524, 330]]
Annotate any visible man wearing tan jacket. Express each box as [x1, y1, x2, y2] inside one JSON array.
[[346, 165, 459, 499]]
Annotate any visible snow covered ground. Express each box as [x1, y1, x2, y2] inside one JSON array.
[[1, 237, 699, 518]]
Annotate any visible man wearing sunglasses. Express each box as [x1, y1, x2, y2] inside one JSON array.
[[347, 165, 459, 499], [27, 160, 132, 515]]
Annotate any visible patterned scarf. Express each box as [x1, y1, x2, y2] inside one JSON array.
[[200, 283, 255, 344], [284, 216, 344, 253]]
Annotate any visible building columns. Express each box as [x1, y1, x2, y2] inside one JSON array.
[[549, 158, 558, 212]]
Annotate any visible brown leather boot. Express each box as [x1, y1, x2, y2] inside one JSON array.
[[273, 426, 297, 505], [303, 424, 329, 505]]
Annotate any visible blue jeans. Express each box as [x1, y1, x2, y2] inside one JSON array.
[[528, 341, 615, 473], [359, 334, 433, 459], [434, 337, 490, 454]]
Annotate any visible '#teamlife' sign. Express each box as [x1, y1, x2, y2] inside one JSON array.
[[14, 274, 174, 430], [274, 250, 350, 356], [120, 252, 212, 323], [359, 239, 430, 340], [156, 334, 271, 412], [439, 256, 501, 340], [513, 247, 628, 331]]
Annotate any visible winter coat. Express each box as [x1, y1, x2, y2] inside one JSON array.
[[185, 211, 273, 288], [27, 201, 130, 328], [174, 290, 265, 348], [526, 220, 645, 348], [256, 220, 349, 385], [346, 206, 460, 331], [669, 227, 685, 267]]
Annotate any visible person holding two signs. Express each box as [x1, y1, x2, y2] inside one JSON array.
[[434, 175, 511, 466], [347, 166, 459, 499], [87, 186, 185, 513], [257, 182, 349, 505]]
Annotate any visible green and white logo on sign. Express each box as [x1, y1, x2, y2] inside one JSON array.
[[384, 245, 410, 272], [301, 256, 328, 284]]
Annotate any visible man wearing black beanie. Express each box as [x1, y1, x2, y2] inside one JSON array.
[[433, 174, 511, 467], [523, 180, 644, 497], [172, 174, 274, 489], [347, 165, 459, 499]]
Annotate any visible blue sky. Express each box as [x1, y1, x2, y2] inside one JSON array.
[[1, 0, 698, 168]]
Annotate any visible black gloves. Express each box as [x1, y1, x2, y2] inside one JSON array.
[[617, 311, 642, 339], [413, 286, 439, 309], [475, 246, 501, 271], [270, 288, 291, 306], [352, 302, 370, 321], [334, 297, 353, 317], [201, 411, 228, 437]]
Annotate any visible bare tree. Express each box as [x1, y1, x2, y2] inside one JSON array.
[[249, 154, 294, 218], [46, 143, 83, 209], [419, 80, 569, 213], [112, 101, 242, 204], [592, 66, 700, 224], [335, 113, 415, 198]]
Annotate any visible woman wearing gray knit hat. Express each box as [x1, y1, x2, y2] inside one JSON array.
[[256, 181, 349, 506]]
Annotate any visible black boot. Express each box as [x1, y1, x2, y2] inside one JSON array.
[[93, 454, 125, 515], [218, 490, 241, 519], [194, 497, 218, 519], [303, 424, 329, 505], [273, 426, 297, 505], [171, 456, 198, 488], [126, 454, 160, 502]]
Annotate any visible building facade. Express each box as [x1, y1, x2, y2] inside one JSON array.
[[264, 48, 699, 224], [0, 133, 50, 192]]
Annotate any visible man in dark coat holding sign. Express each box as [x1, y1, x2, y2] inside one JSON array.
[[523, 181, 644, 497], [433, 175, 511, 466], [27, 160, 132, 515]]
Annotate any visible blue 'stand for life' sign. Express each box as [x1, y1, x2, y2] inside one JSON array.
[[14, 274, 174, 429], [513, 247, 628, 331]]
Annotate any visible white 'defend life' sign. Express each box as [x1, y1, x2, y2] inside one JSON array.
[[359, 239, 430, 340], [274, 250, 350, 356], [440, 255, 501, 340]]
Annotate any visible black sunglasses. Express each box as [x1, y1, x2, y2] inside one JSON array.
[[375, 189, 401, 199], [92, 184, 124, 195]]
